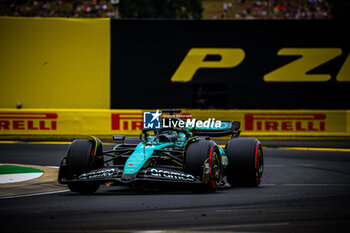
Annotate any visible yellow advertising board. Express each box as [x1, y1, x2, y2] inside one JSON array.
[[0, 109, 349, 139], [188, 109, 349, 137], [0, 109, 142, 137], [0, 17, 110, 109]]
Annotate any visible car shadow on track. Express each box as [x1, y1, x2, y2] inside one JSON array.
[[61, 184, 262, 196]]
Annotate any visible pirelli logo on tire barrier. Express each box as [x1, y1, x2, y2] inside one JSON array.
[[188, 110, 349, 138], [0, 109, 349, 139], [244, 113, 326, 132], [0, 112, 57, 131]]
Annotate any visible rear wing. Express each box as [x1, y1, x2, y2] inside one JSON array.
[[141, 120, 241, 140], [191, 121, 241, 138]]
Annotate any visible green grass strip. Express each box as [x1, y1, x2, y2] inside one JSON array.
[[0, 165, 43, 175]]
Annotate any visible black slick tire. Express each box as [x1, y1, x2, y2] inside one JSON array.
[[185, 140, 221, 193], [225, 138, 263, 187], [66, 139, 103, 194]]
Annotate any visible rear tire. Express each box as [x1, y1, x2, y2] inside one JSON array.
[[225, 138, 263, 187], [185, 140, 221, 193], [66, 139, 103, 194]]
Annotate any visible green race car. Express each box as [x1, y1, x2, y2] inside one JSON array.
[[58, 110, 263, 193]]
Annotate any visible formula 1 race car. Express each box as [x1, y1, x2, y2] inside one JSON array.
[[58, 110, 263, 193]]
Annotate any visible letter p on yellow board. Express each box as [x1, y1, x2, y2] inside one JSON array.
[[171, 48, 245, 82]]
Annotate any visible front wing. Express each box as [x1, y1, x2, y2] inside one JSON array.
[[58, 166, 210, 186]]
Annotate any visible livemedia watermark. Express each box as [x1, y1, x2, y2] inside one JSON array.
[[143, 110, 222, 129]]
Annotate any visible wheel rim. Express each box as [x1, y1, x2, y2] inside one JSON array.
[[256, 145, 264, 184], [211, 150, 221, 183]]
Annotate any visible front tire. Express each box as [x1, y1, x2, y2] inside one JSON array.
[[225, 138, 263, 187], [185, 140, 222, 193], [66, 139, 103, 194]]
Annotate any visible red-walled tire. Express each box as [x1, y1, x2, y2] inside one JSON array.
[[225, 138, 263, 187], [185, 140, 222, 193]]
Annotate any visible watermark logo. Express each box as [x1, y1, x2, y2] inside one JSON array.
[[143, 110, 222, 129], [143, 110, 161, 129], [162, 118, 222, 129]]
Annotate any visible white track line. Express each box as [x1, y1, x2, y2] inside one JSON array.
[[46, 166, 60, 168], [0, 172, 44, 184], [184, 222, 290, 231], [261, 183, 350, 187], [0, 189, 69, 200]]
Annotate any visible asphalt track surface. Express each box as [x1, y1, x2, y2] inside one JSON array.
[[1, 141, 350, 233]]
